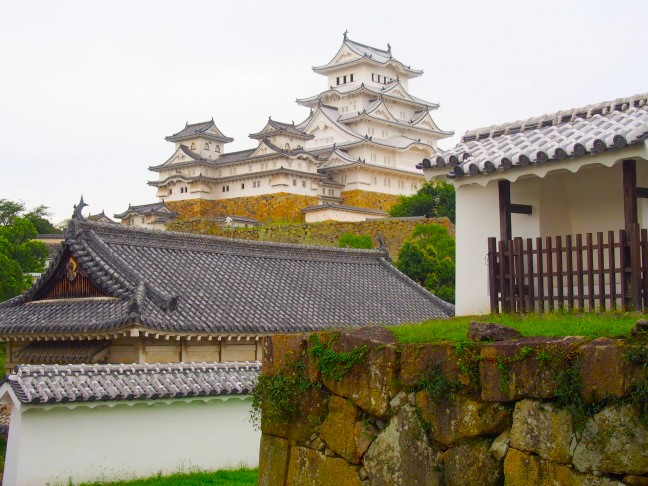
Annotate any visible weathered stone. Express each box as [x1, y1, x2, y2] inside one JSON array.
[[286, 446, 363, 486], [320, 395, 365, 463], [415, 391, 512, 446], [261, 388, 328, 442], [480, 337, 586, 402], [364, 404, 442, 486], [468, 321, 522, 342], [504, 448, 623, 486], [319, 329, 399, 418], [631, 319, 648, 336], [263, 334, 306, 376], [624, 475, 648, 486], [579, 338, 645, 402], [510, 399, 572, 464], [400, 343, 466, 388], [258, 434, 290, 486], [490, 429, 511, 461], [445, 438, 504, 486], [572, 404, 648, 475], [354, 420, 378, 459]]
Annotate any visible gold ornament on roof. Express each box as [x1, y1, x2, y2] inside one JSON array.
[[66, 257, 78, 282]]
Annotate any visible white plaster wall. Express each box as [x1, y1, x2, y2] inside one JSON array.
[[4, 397, 259, 486], [304, 208, 381, 223], [454, 181, 500, 316]]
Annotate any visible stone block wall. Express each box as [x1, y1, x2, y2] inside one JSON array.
[[257, 330, 648, 486], [167, 193, 319, 223], [167, 216, 453, 259], [340, 190, 401, 212]]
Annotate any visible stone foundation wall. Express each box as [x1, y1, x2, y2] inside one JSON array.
[[340, 190, 401, 212], [167, 217, 453, 259], [257, 329, 648, 486], [166, 194, 319, 223]]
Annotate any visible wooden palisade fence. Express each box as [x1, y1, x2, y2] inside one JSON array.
[[488, 223, 648, 313]]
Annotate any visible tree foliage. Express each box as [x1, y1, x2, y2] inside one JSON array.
[[395, 223, 455, 303], [338, 232, 373, 249], [388, 181, 456, 223], [0, 199, 61, 234], [0, 199, 52, 302]]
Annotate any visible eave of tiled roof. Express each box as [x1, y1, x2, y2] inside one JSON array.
[[249, 119, 314, 140], [313, 37, 422, 77], [4, 361, 260, 404], [165, 120, 234, 144], [302, 203, 388, 215], [421, 93, 648, 179]]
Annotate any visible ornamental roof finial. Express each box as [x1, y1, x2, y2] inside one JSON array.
[[72, 196, 88, 220], [387, 43, 391, 54], [343, 30, 348, 41]]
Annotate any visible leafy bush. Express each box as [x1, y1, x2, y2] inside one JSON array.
[[395, 223, 455, 303], [338, 232, 372, 249], [388, 181, 455, 222]]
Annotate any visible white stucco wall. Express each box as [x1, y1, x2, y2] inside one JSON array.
[[3, 396, 259, 486]]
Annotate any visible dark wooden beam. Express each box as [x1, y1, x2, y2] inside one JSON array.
[[499, 180, 512, 241], [511, 204, 533, 215], [623, 160, 637, 233], [636, 187, 648, 199]]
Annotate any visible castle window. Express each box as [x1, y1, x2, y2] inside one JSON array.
[[141, 218, 145, 224], [302, 180, 306, 188], [241, 183, 245, 190], [322, 188, 325, 195], [293, 179, 297, 186], [215, 145, 220, 153], [285, 143, 290, 150], [350, 74, 354, 82], [169, 188, 173, 195], [329, 189, 335, 196], [343, 75, 347, 83], [336, 76, 341, 85], [204, 143, 210, 150], [190, 143, 196, 150]]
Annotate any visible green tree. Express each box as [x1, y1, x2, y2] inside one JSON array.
[[388, 181, 456, 223], [338, 232, 373, 249], [395, 223, 455, 303], [24, 205, 61, 234], [0, 205, 50, 301]]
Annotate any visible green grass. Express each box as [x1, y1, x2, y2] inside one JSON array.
[[389, 311, 640, 343], [77, 468, 258, 486]]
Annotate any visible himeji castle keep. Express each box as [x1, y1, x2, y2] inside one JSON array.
[[121, 34, 451, 227]]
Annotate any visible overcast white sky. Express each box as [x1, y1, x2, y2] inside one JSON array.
[[0, 0, 646, 223]]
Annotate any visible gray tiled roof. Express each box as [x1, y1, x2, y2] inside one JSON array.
[[114, 202, 178, 220], [249, 119, 314, 140], [165, 120, 234, 144], [422, 93, 648, 178], [314, 36, 422, 76], [3, 361, 260, 404], [14, 340, 111, 364], [0, 220, 453, 337]]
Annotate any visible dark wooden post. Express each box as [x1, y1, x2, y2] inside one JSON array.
[[623, 160, 637, 233], [622, 160, 641, 309], [487, 237, 498, 314], [499, 180, 512, 241]]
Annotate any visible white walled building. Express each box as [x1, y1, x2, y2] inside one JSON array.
[[1, 362, 260, 486], [420, 93, 648, 316], [144, 34, 452, 223]]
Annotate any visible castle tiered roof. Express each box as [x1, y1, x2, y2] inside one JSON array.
[[249, 118, 314, 140], [165, 119, 234, 144], [0, 217, 453, 339], [313, 35, 423, 78], [296, 80, 440, 111]]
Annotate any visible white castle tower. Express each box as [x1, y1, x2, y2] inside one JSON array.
[[146, 34, 452, 223]]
